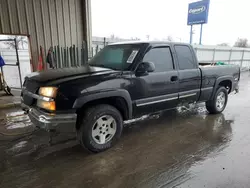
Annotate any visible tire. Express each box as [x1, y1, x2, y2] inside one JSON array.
[[206, 87, 228, 114], [77, 104, 123, 153]]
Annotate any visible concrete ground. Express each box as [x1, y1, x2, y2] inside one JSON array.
[[0, 89, 21, 109], [0, 73, 250, 188]]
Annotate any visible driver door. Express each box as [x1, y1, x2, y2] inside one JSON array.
[[132, 46, 179, 116]]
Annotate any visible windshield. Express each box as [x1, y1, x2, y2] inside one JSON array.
[[89, 44, 141, 70]]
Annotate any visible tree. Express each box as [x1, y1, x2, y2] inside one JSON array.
[[234, 38, 248, 48], [4, 36, 28, 50], [162, 36, 174, 42], [217, 43, 230, 47], [166, 35, 174, 42], [131, 37, 140, 41]]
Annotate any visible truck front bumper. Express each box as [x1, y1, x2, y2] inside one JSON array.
[[21, 103, 77, 132]]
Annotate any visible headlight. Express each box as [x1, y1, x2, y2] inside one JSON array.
[[37, 100, 56, 111], [39, 87, 58, 98]]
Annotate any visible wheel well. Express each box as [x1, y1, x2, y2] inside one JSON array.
[[76, 97, 129, 130], [219, 80, 232, 93]]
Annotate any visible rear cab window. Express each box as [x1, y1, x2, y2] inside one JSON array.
[[174, 45, 197, 70]]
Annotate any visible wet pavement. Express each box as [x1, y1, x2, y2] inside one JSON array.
[[0, 93, 21, 109], [1, 73, 250, 188]]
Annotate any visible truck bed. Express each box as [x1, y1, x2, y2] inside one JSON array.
[[199, 65, 240, 91]]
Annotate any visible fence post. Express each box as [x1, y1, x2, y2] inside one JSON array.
[[63, 47, 66, 67], [76, 47, 79, 66], [240, 50, 245, 70], [53, 46, 57, 68], [96, 45, 99, 55], [212, 48, 216, 64], [85, 41, 89, 62], [66, 47, 69, 67], [194, 48, 198, 54], [104, 37, 106, 47], [81, 42, 84, 65], [228, 49, 232, 64], [61, 47, 63, 68], [57, 46, 61, 68], [73, 45, 76, 67], [69, 47, 72, 67]]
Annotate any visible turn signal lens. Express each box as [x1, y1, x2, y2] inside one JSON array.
[[37, 100, 56, 111], [39, 87, 58, 98]]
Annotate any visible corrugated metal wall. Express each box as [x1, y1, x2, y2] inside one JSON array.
[[0, 0, 88, 70]]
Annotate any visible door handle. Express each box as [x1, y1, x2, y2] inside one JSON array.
[[171, 76, 178, 82]]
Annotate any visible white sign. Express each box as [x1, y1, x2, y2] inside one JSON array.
[[127, 50, 138, 63], [189, 6, 206, 14]]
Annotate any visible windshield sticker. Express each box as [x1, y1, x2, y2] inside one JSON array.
[[127, 50, 139, 63]]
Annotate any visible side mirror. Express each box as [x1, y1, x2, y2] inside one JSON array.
[[136, 62, 155, 75]]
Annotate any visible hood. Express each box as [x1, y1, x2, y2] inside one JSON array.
[[25, 66, 113, 83]]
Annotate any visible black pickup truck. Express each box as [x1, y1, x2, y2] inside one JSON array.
[[21, 41, 240, 152]]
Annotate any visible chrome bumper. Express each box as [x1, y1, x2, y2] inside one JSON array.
[[22, 103, 77, 132]]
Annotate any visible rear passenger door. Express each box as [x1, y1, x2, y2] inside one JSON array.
[[174, 45, 201, 103]]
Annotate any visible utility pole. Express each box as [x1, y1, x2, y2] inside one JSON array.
[[190, 26, 195, 44], [199, 24, 203, 45]]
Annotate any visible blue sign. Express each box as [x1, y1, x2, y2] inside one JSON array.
[[187, 0, 210, 25]]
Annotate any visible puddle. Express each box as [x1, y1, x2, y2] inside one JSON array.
[[6, 115, 30, 123], [124, 115, 150, 124], [6, 122, 32, 130], [6, 141, 28, 154], [124, 114, 161, 125], [3, 110, 32, 130], [6, 111, 25, 118]]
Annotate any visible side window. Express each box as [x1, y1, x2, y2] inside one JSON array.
[[174, 45, 196, 70], [143, 47, 174, 72]]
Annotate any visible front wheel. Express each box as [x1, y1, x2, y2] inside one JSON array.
[[77, 104, 123, 153], [206, 87, 228, 114]]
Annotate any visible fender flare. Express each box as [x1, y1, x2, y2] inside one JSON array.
[[211, 75, 234, 98], [73, 89, 133, 119]]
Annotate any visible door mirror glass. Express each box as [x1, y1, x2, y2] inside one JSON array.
[[136, 62, 155, 74]]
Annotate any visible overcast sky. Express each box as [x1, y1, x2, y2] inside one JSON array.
[[92, 0, 250, 45]]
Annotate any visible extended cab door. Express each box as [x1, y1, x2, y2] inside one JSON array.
[[132, 45, 179, 116], [173, 45, 201, 103]]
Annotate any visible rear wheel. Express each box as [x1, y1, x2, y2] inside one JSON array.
[[77, 104, 123, 153], [206, 87, 228, 114]]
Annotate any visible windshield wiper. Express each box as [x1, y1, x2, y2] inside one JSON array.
[[90, 64, 120, 71], [90, 64, 105, 68]]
